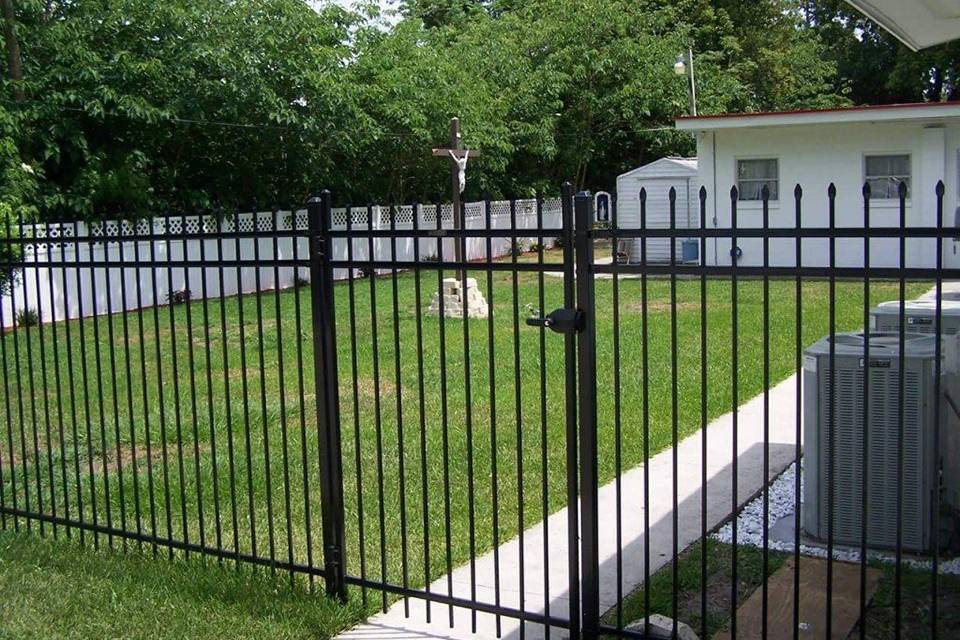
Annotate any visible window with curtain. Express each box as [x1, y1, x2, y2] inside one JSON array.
[[865, 154, 911, 199], [737, 159, 779, 201]]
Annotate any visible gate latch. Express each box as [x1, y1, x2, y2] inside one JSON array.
[[525, 308, 584, 334]]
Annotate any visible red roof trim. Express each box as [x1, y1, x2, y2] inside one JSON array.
[[675, 101, 960, 122]]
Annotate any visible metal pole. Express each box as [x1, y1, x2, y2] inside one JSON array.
[[688, 47, 698, 117], [574, 191, 599, 638], [309, 191, 347, 601]]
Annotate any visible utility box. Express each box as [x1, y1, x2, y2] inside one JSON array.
[[803, 332, 960, 552]]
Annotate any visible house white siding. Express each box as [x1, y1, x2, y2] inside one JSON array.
[[691, 118, 960, 269], [616, 158, 698, 263]]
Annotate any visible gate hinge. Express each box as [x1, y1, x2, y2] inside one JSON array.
[[525, 308, 585, 334], [325, 543, 342, 577]]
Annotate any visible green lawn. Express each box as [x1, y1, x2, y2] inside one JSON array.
[[0, 529, 361, 639], [0, 248, 928, 632]]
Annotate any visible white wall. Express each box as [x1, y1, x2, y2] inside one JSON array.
[[695, 120, 959, 268], [1, 199, 562, 329], [617, 177, 698, 263]]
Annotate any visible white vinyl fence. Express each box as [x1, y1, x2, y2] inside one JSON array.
[[1, 198, 562, 329]]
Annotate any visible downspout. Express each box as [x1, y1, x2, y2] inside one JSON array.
[[712, 131, 718, 265]]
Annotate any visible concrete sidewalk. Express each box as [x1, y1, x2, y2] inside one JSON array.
[[338, 375, 802, 640]]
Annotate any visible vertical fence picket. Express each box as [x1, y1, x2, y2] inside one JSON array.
[[859, 183, 871, 640], [931, 181, 945, 640]]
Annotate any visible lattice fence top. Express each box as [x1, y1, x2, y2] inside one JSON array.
[[18, 197, 561, 253]]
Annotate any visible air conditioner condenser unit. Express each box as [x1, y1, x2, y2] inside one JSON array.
[[803, 332, 960, 553], [870, 299, 960, 335]]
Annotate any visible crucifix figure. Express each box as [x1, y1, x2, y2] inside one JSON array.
[[432, 117, 480, 281]]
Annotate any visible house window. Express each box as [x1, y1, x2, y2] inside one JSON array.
[[737, 159, 779, 201], [865, 154, 911, 199]]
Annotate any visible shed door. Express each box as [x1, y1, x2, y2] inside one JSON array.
[[631, 178, 691, 264]]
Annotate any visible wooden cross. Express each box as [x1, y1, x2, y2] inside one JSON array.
[[432, 117, 480, 280]]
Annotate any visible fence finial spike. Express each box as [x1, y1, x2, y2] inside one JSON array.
[[827, 183, 837, 198], [898, 180, 908, 198], [729, 185, 739, 199], [862, 182, 871, 198], [639, 187, 646, 202], [936, 180, 945, 197], [794, 184, 803, 198], [699, 185, 707, 199]]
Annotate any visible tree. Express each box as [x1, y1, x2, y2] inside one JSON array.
[[1, 0, 23, 102], [381, 0, 844, 191], [13, 0, 362, 219]]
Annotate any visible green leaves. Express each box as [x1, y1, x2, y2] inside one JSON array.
[[11, 0, 356, 219], [0, 0, 874, 218]]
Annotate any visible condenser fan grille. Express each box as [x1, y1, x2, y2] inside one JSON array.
[[818, 364, 925, 550]]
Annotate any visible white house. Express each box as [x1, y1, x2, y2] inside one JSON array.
[[615, 157, 698, 263], [674, 101, 960, 269]]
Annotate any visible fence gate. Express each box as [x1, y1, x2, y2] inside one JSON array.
[[317, 186, 589, 637]]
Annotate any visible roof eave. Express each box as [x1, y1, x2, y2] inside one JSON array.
[[845, 0, 960, 51], [675, 103, 960, 131]]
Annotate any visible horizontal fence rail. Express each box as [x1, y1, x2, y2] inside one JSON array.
[[0, 181, 955, 640]]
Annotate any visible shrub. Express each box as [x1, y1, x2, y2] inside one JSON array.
[[15, 307, 39, 328], [422, 254, 440, 263], [528, 242, 545, 254], [552, 236, 567, 250], [294, 274, 310, 288], [166, 289, 191, 305], [510, 240, 525, 257]]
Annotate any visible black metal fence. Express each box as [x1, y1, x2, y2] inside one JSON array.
[[0, 182, 956, 639]]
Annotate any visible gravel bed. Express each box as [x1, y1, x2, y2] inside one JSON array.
[[710, 461, 960, 576]]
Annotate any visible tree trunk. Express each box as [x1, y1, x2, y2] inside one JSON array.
[[1, 0, 24, 102]]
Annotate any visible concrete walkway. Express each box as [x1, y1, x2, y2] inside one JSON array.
[[338, 375, 802, 639]]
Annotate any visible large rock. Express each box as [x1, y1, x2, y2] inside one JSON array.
[[625, 614, 699, 640]]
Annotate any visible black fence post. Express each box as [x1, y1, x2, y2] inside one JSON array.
[[574, 191, 599, 638], [560, 183, 582, 640], [308, 191, 347, 601]]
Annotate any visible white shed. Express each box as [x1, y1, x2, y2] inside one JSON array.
[[615, 157, 699, 263]]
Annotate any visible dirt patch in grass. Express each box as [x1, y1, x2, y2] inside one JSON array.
[[91, 442, 208, 475], [0, 441, 208, 477], [228, 367, 270, 382], [626, 300, 722, 314], [341, 377, 396, 400]]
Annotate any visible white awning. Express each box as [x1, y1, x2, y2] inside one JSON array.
[[847, 0, 960, 50]]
